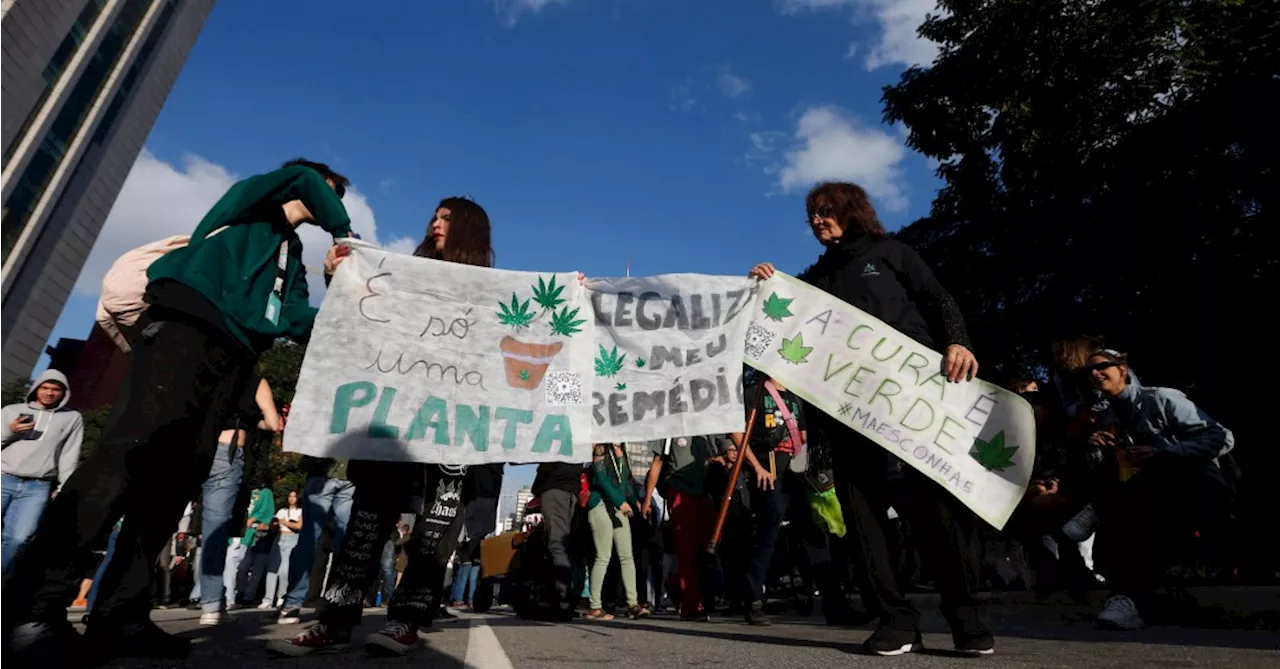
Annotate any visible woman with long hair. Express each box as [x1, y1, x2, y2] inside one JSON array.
[[1081, 349, 1232, 630], [261, 490, 303, 609], [268, 198, 494, 658], [750, 182, 991, 656]]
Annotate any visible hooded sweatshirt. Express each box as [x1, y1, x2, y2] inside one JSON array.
[[1, 370, 84, 486]]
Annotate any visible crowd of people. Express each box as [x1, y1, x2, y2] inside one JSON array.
[[0, 160, 1238, 665]]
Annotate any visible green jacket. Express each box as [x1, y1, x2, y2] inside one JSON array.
[[237, 487, 277, 548], [588, 446, 638, 511], [147, 165, 352, 352]]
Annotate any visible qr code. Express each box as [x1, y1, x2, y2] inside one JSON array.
[[744, 321, 776, 359], [545, 371, 583, 406]]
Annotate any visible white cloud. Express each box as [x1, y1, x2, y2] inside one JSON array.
[[775, 105, 909, 211], [779, 0, 940, 71], [495, 0, 571, 26], [716, 68, 751, 98], [75, 150, 409, 305]]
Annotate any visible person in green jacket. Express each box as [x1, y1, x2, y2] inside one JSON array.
[[584, 443, 647, 621], [2, 159, 353, 665]]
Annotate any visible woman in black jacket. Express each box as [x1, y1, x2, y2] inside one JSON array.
[[750, 182, 989, 657]]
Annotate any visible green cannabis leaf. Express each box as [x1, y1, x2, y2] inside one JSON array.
[[594, 345, 626, 377], [549, 306, 585, 336], [761, 292, 795, 322], [497, 293, 535, 330], [519, 369, 531, 382], [778, 333, 813, 364], [531, 275, 566, 311], [635, 358, 647, 369], [615, 382, 627, 391], [970, 431, 1019, 472]]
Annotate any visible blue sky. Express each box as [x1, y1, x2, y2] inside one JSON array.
[[42, 0, 943, 506]]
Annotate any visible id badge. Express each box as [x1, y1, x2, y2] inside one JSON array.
[[265, 293, 282, 325]]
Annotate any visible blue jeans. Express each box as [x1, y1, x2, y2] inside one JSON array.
[[450, 563, 479, 604], [199, 442, 244, 613], [86, 522, 123, 609], [377, 539, 397, 604], [283, 476, 354, 609], [1, 473, 52, 575]]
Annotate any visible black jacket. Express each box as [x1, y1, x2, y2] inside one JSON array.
[[532, 462, 584, 496], [797, 236, 971, 351]]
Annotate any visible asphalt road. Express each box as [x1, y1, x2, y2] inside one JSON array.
[[76, 601, 1278, 668]]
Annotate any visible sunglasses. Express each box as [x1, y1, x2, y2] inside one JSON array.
[[1085, 361, 1122, 374], [808, 204, 834, 221]]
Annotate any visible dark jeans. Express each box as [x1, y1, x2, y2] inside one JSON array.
[[316, 462, 463, 630], [237, 542, 273, 604], [1095, 465, 1229, 601], [1, 315, 253, 627], [744, 454, 792, 605], [539, 488, 577, 606], [835, 438, 983, 633]]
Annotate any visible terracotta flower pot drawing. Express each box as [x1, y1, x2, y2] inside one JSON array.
[[500, 336, 564, 390]]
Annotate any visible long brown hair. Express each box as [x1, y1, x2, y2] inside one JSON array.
[[414, 197, 494, 268], [1052, 334, 1105, 372], [805, 182, 887, 238]]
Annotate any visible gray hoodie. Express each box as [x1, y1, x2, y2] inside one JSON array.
[[1, 370, 84, 487]]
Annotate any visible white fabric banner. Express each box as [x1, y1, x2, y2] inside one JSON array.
[[285, 244, 596, 464], [586, 275, 756, 442], [744, 272, 1035, 529]]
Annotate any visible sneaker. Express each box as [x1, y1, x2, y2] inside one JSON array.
[[3, 620, 84, 665], [266, 623, 351, 658], [680, 610, 711, 622], [364, 621, 419, 657], [744, 601, 772, 627], [257, 601, 274, 610], [954, 630, 995, 655], [277, 607, 302, 625], [863, 626, 921, 656], [1062, 504, 1099, 542], [199, 611, 228, 625], [83, 619, 193, 661], [1096, 594, 1144, 630]]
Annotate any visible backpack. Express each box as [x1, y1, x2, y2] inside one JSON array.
[[96, 235, 190, 352]]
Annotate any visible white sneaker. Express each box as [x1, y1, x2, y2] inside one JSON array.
[[258, 601, 274, 610], [1096, 594, 1144, 630], [200, 611, 229, 625], [1062, 504, 1099, 542]]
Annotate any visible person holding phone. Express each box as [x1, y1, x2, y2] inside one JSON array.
[[1, 370, 84, 575]]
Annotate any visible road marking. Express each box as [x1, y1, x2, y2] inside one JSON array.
[[464, 618, 514, 669]]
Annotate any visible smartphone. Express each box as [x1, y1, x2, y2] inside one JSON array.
[[17, 413, 33, 424]]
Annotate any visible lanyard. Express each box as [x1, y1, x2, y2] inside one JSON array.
[[272, 241, 289, 297]]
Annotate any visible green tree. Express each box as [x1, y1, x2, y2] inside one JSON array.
[[255, 339, 309, 503], [77, 405, 114, 462], [2, 377, 32, 406], [883, 0, 1275, 573]]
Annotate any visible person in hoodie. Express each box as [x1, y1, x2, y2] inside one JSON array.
[[2, 159, 353, 664], [1, 370, 83, 574], [1081, 349, 1233, 631], [750, 182, 990, 657]]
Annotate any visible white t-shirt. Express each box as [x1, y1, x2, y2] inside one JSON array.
[[275, 507, 302, 534]]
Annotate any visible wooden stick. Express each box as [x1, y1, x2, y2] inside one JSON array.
[[706, 381, 767, 553]]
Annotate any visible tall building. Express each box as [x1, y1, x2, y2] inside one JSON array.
[[513, 487, 533, 527], [1, 0, 215, 382]]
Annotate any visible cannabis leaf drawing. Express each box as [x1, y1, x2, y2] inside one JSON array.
[[761, 292, 795, 322], [778, 333, 813, 364], [532, 275, 566, 311], [615, 382, 627, 391], [635, 358, 647, 369], [594, 345, 626, 377], [970, 431, 1018, 472], [549, 306, 585, 336], [497, 293, 535, 330], [519, 369, 531, 382]]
